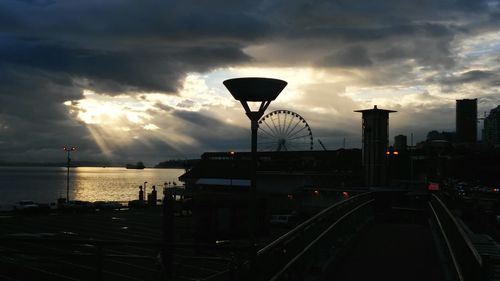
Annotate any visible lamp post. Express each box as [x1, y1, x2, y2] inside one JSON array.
[[63, 146, 76, 203], [223, 77, 287, 270]]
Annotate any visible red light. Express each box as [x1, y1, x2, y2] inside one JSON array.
[[287, 194, 294, 200], [493, 188, 499, 192], [342, 191, 349, 198], [428, 182, 440, 191]]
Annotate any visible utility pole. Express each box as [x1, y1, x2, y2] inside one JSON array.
[[63, 146, 77, 203], [410, 133, 414, 186]]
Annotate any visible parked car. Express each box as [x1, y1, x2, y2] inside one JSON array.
[[270, 214, 296, 226], [13, 200, 39, 211], [65, 200, 94, 210], [94, 201, 123, 210]]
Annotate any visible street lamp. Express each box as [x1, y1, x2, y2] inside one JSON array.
[[223, 77, 287, 267], [63, 146, 77, 203], [224, 78, 288, 153]]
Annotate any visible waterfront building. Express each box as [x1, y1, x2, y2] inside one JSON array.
[[483, 105, 500, 147], [180, 150, 363, 196], [355, 105, 396, 187], [456, 99, 477, 143]]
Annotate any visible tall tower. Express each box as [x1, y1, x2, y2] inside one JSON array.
[[355, 105, 396, 187], [456, 99, 477, 143]]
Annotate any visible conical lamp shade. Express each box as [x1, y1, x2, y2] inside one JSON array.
[[223, 77, 287, 102]]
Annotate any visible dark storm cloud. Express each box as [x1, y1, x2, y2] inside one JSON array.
[[452, 70, 495, 83], [0, 36, 251, 93], [318, 45, 373, 67], [0, 66, 99, 162], [154, 102, 174, 112], [15, 0, 55, 6], [0, 0, 270, 94], [307, 23, 457, 72], [375, 46, 411, 61], [0, 66, 79, 121], [176, 99, 196, 109], [174, 110, 232, 129], [259, 0, 497, 72], [431, 70, 500, 87], [173, 110, 248, 150]]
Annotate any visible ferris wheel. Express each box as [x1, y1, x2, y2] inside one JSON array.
[[257, 110, 314, 151]]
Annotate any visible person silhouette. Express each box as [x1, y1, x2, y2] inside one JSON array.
[[139, 185, 144, 201], [151, 185, 157, 203]]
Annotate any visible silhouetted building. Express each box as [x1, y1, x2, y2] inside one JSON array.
[[426, 130, 455, 142], [355, 105, 396, 187], [180, 150, 363, 195], [483, 105, 500, 147], [394, 135, 407, 151], [456, 99, 477, 143]]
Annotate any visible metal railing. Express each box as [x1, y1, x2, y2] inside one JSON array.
[[255, 192, 373, 280], [266, 198, 374, 281], [429, 194, 486, 281], [201, 192, 374, 281]]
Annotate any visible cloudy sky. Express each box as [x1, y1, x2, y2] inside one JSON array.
[[1, 0, 500, 165]]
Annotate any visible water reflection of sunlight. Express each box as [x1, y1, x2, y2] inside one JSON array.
[[71, 167, 184, 202]]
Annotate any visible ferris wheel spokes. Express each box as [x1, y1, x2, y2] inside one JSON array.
[[257, 110, 313, 151]]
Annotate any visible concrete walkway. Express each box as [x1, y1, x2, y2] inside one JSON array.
[[328, 222, 445, 281]]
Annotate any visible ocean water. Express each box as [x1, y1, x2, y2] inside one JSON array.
[[0, 167, 185, 206]]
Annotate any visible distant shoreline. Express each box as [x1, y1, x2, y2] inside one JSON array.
[[0, 164, 185, 169]]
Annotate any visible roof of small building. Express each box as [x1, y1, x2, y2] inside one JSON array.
[[179, 149, 362, 181]]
